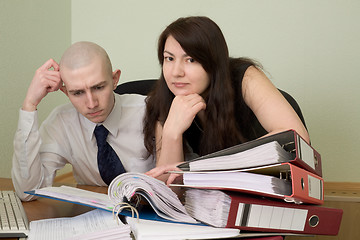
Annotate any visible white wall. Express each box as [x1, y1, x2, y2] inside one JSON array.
[[72, 0, 360, 182], [0, 0, 71, 178], [1, 0, 358, 182]]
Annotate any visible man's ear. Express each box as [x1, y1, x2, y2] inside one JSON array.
[[60, 84, 69, 97], [112, 69, 121, 90]]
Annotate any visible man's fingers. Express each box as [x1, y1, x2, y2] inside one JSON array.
[[40, 73, 60, 84], [47, 81, 62, 92], [39, 72, 61, 91], [38, 59, 60, 71], [37, 71, 62, 93], [45, 79, 60, 92]]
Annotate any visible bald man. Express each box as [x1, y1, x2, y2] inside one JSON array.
[[12, 42, 155, 201]]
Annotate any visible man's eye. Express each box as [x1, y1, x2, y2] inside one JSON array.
[[73, 91, 83, 96], [95, 86, 104, 90]]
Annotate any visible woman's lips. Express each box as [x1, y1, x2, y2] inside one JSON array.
[[173, 82, 188, 88]]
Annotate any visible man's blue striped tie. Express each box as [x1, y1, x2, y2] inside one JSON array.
[[94, 125, 125, 185]]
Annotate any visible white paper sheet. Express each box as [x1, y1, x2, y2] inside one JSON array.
[[126, 217, 240, 240], [27, 209, 131, 240]]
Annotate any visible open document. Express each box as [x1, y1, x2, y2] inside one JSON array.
[[126, 217, 240, 240], [27, 172, 197, 224], [27, 209, 131, 240]]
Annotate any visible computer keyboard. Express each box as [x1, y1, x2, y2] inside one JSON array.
[[0, 190, 29, 238]]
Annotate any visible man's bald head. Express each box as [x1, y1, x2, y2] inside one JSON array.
[[60, 41, 112, 77]]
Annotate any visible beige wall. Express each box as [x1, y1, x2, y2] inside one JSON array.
[[0, 0, 71, 178], [1, 0, 359, 182], [71, 0, 360, 182]]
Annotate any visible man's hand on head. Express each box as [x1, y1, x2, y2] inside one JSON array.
[[22, 59, 62, 112]]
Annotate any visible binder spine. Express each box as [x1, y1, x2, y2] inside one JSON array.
[[293, 131, 322, 177], [232, 202, 309, 233], [288, 164, 324, 205], [226, 195, 342, 235]]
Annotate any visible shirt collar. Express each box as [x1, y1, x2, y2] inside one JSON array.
[[102, 94, 122, 137], [82, 93, 122, 141]]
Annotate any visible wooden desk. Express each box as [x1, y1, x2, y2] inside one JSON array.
[[2, 178, 359, 240], [285, 182, 360, 240], [0, 178, 105, 240], [1, 178, 106, 221]]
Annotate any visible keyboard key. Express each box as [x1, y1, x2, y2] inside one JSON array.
[[0, 191, 29, 237]]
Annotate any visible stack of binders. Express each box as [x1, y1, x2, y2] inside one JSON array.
[[172, 129, 343, 236]]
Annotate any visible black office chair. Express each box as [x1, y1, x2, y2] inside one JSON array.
[[114, 79, 307, 132], [114, 79, 158, 95]]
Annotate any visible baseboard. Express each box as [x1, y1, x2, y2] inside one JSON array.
[[324, 182, 360, 202]]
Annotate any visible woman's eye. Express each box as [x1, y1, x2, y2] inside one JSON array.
[[164, 56, 174, 61], [187, 58, 195, 63]]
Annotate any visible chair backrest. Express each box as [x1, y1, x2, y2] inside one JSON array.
[[114, 79, 158, 95], [114, 79, 307, 129]]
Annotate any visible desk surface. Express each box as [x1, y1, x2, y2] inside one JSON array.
[[1, 178, 107, 222], [1, 178, 106, 240], [2, 178, 360, 240]]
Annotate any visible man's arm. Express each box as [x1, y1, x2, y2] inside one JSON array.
[[12, 59, 63, 201], [12, 110, 68, 201], [12, 110, 44, 201]]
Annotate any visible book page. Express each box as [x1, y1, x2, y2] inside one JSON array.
[[126, 217, 240, 240], [189, 141, 293, 171], [27, 209, 131, 240], [32, 185, 114, 211], [108, 172, 197, 223], [182, 171, 292, 196]]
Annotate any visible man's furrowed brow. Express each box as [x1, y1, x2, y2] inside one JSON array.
[[68, 88, 84, 94], [90, 81, 107, 89], [68, 81, 107, 93]]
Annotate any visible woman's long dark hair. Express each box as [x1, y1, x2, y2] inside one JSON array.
[[144, 16, 256, 157]]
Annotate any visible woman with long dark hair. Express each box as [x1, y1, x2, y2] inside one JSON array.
[[144, 16, 309, 184]]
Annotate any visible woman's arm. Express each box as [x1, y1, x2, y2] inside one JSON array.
[[242, 66, 310, 143], [146, 94, 206, 182], [145, 121, 184, 182]]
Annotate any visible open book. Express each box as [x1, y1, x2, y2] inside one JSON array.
[[108, 172, 196, 223], [28, 209, 131, 240], [26, 173, 197, 224], [126, 217, 240, 240]]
